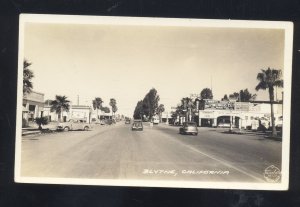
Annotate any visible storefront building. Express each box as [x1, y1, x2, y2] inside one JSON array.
[[43, 105, 92, 123], [22, 91, 44, 126], [90, 110, 112, 121], [198, 100, 283, 129]]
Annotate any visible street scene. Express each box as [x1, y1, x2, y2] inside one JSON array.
[[22, 122, 281, 183], [17, 15, 292, 188]]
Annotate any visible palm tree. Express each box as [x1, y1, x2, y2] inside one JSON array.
[[181, 97, 195, 122], [109, 98, 117, 120], [92, 97, 103, 120], [255, 68, 283, 137], [23, 60, 34, 95], [157, 104, 165, 123], [50, 95, 70, 122]]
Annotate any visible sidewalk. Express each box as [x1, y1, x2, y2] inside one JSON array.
[[160, 124, 282, 141], [221, 128, 282, 141], [22, 122, 58, 136], [22, 128, 41, 136]]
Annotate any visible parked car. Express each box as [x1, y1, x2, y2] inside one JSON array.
[[151, 116, 160, 124], [57, 119, 91, 131], [179, 122, 198, 135], [276, 116, 283, 131], [131, 120, 143, 131], [99, 120, 105, 125], [105, 119, 113, 125], [125, 119, 131, 124]]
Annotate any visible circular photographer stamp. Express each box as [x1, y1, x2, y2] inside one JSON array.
[[263, 165, 281, 182]]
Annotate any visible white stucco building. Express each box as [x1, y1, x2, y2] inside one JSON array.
[[43, 105, 92, 123], [22, 91, 44, 124], [198, 100, 283, 129]]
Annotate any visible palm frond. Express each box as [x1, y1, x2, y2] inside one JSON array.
[[274, 80, 283, 87], [256, 72, 266, 82], [255, 81, 267, 91], [50, 95, 70, 113], [256, 68, 283, 91]]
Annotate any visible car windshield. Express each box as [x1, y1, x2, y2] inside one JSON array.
[[133, 123, 142, 127], [186, 122, 197, 127]]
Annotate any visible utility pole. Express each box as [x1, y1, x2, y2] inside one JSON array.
[[210, 75, 212, 95]]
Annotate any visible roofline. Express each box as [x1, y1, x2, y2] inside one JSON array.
[[27, 90, 45, 95], [44, 105, 91, 108]]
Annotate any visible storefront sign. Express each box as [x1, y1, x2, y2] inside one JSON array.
[[204, 100, 234, 110]]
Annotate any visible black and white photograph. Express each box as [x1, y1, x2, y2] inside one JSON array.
[[15, 14, 293, 190]]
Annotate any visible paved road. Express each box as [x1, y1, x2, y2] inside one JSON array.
[[21, 122, 282, 183]]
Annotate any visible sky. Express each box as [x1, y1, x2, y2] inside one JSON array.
[[23, 22, 285, 117]]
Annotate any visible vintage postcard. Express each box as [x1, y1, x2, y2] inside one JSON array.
[[15, 14, 293, 190]]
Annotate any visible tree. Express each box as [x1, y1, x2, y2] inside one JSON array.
[[229, 92, 239, 100], [50, 95, 70, 122], [255, 68, 283, 137], [200, 88, 213, 99], [156, 104, 165, 122], [113, 105, 118, 115], [222, 94, 229, 101], [23, 60, 34, 95], [35, 117, 48, 130], [142, 88, 160, 119], [109, 98, 117, 119], [229, 89, 256, 102], [181, 97, 195, 121], [133, 88, 160, 120], [101, 106, 110, 114], [133, 100, 144, 119], [92, 97, 103, 119], [239, 89, 256, 102]]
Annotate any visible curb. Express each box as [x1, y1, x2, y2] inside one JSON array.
[[22, 131, 41, 136]]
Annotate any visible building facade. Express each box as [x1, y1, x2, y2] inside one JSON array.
[[198, 100, 283, 129], [43, 105, 92, 123], [90, 109, 112, 121], [22, 91, 44, 126]]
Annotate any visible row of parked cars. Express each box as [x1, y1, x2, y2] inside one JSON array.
[[56, 118, 118, 132], [128, 119, 199, 135]]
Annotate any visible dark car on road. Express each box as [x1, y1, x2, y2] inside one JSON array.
[[125, 119, 131, 124], [179, 122, 198, 135], [131, 120, 143, 131]]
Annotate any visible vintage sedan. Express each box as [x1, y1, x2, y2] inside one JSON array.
[[131, 120, 143, 131], [57, 119, 91, 131], [179, 122, 198, 135]]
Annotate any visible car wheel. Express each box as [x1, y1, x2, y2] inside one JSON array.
[[84, 126, 89, 131], [194, 133, 198, 136], [64, 127, 70, 132]]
